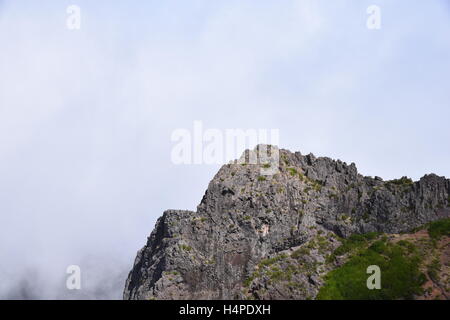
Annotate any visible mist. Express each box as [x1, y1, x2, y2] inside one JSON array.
[[1, 1, 449, 299]]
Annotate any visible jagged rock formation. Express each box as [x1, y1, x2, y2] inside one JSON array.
[[123, 146, 450, 300]]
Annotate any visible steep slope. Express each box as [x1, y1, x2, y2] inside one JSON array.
[[124, 146, 450, 300]]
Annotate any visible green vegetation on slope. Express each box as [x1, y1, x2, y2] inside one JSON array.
[[317, 236, 426, 300], [388, 176, 413, 186], [427, 218, 450, 239], [328, 232, 379, 259]]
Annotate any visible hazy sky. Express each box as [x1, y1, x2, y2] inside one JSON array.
[[0, 1, 449, 299]]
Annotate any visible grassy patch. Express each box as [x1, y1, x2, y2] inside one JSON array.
[[259, 254, 287, 267], [291, 247, 310, 259], [179, 244, 192, 252], [388, 176, 414, 186], [427, 218, 450, 239], [332, 232, 379, 257], [243, 275, 255, 287], [317, 238, 425, 300], [313, 182, 322, 192], [427, 258, 441, 282]]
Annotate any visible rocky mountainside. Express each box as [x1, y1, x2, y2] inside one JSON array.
[[124, 146, 450, 300]]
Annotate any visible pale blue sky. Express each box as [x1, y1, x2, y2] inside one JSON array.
[[0, 1, 449, 298]]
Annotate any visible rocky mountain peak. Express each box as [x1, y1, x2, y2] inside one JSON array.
[[124, 146, 450, 300]]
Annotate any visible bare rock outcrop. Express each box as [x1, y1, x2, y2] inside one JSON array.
[[123, 146, 450, 300]]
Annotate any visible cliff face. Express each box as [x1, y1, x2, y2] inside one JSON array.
[[123, 147, 450, 300]]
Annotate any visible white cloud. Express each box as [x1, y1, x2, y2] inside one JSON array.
[[0, 1, 449, 299]]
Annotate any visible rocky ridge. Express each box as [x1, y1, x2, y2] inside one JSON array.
[[124, 146, 450, 300]]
